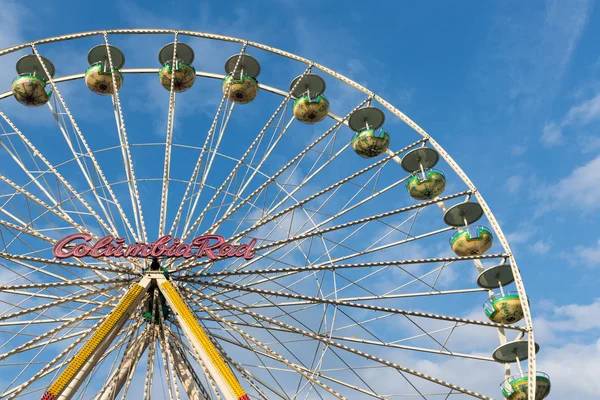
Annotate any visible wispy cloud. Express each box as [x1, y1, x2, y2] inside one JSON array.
[[563, 93, 600, 125], [561, 239, 600, 268], [504, 174, 524, 194], [473, 0, 592, 123], [540, 121, 563, 146], [536, 154, 600, 213], [541, 93, 600, 147]]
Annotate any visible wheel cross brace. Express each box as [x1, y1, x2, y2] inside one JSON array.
[[41, 272, 248, 400]]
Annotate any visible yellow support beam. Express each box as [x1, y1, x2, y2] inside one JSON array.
[[158, 279, 248, 400], [41, 278, 150, 400]]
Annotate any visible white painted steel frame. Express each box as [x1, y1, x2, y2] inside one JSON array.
[[0, 29, 538, 399]]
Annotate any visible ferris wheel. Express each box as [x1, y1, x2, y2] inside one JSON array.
[[0, 29, 551, 400]]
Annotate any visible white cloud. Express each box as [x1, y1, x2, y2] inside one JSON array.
[[364, 297, 600, 399], [530, 239, 551, 255], [504, 175, 523, 194], [563, 93, 600, 125], [477, 0, 591, 117], [579, 133, 600, 153], [540, 121, 563, 147], [540, 339, 600, 398], [505, 228, 537, 246], [511, 145, 527, 156], [536, 154, 600, 213], [540, 88, 600, 148], [571, 239, 600, 268]]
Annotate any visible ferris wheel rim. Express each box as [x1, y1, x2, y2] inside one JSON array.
[[0, 28, 539, 399]]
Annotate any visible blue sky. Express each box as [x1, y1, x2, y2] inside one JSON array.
[[0, 0, 599, 399]]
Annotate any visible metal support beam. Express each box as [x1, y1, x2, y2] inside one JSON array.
[[97, 332, 149, 400], [156, 277, 248, 400], [41, 277, 151, 400]]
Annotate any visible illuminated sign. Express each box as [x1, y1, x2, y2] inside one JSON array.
[[53, 233, 257, 260]]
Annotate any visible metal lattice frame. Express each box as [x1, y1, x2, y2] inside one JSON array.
[[0, 29, 537, 400]]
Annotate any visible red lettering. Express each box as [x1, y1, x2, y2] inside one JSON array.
[[192, 235, 225, 260], [165, 238, 181, 257], [73, 243, 91, 257], [113, 238, 126, 258], [124, 244, 143, 257], [138, 244, 152, 257], [53, 233, 93, 259], [218, 244, 235, 257], [174, 244, 194, 258], [151, 235, 172, 257], [53, 233, 256, 260], [104, 244, 117, 257], [236, 238, 257, 260], [90, 236, 113, 258]]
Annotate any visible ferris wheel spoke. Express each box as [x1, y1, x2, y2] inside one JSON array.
[[174, 156, 404, 273], [171, 45, 248, 238], [60, 317, 143, 400], [197, 97, 371, 248], [103, 32, 148, 243], [0, 254, 132, 300], [191, 297, 346, 399], [208, 314, 495, 364], [0, 171, 100, 238], [0, 284, 126, 322], [29, 44, 140, 244], [189, 281, 524, 333], [203, 293, 428, 400], [0, 276, 133, 292], [0, 179, 140, 276], [194, 283, 486, 361], [223, 138, 423, 259], [0, 289, 116, 365], [174, 188, 466, 277], [189, 282, 378, 399], [197, 292, 494, 400], [209, 325, 387, 400], [0, 308, 107, 400], [216, 175, 414, 282], [188, 220, 456, 311], [198, 254, 506, 279], [205, 111, 294, 238], [249, 190, 469, 254], [0, 110, 122, 242], [175, 65, 313, 248], [0, 298, 116, 362], [158, 32, 181, 238], [0, 218, 137, 276], [95, 328, 149, 400]]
